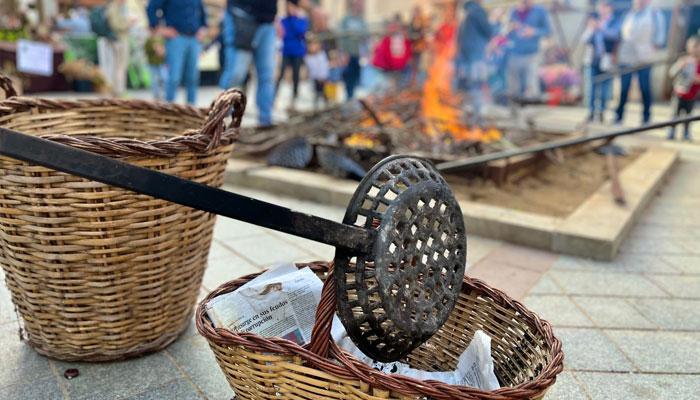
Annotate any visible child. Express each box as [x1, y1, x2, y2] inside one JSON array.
[[276, 0, 309, 111], [304, 38, 329, 109], [325, 50, 344, 103], [371, 16, 412, 91], [144, 34, 167, 100], [668, 35, 700, 141]]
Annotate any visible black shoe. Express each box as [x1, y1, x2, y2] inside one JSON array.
[[587, 113, 595, 122], [597, 113, 605, 123]]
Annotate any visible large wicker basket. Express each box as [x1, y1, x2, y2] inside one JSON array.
[[197, 262, 564, 400], [0, 75, 246, 361]]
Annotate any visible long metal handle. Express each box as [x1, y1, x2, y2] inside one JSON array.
[[437, 114, 700, 173], [0, 127, 374, 253]]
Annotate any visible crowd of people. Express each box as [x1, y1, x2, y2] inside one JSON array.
[[38, 0, 697, 138], [455, 0, 676, 129]]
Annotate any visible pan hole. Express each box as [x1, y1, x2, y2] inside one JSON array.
[[440, 204, 447, 214], [366, 276, 378, 287], [417, 199, 425, 209], [362, 198, 373, 209], [427, 237, 434, 247], [377, 202, 388, 213], [415, 240, 423, 250], [428, 199, 436, 208], [390, 284, 399, 296], [411, 225, 418, 235], [389, 243, 396, 254], [368, 186, 380, 197], [384, 189, 398, 201], [421, 254, 428, 264], [355, 214, 367, 227], [441, 232, 448, 242]]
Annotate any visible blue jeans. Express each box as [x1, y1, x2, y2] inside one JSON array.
[[586, 64, 611, 116], [219, 11, 276, 125], [149, 64, 168, 101], [165, 35, 201, 104], [616, 65, 652, 124], [456, 59, 488, 127]]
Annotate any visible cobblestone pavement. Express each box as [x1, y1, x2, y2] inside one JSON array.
[[1, 86, 699, 398]]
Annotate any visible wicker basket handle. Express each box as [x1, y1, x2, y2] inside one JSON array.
[[308, 266, 338, 359], [200, 88, 246, 150], [0, 73, 18, 98]]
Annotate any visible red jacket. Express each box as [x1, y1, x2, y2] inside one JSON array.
[[371, 35, 412, 71]]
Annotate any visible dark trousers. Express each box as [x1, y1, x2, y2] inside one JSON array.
[[616, 65, 652, 124], [668, 96, 695, 139], [343, 55, 361, 99], [276, 55, 303, 100], [313, 79, 327, 108]]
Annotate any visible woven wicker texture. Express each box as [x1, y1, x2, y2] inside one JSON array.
[[0, 75, 245, 361], [197, 262, 564, 400]]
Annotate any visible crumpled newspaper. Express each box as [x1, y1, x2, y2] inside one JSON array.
[[332, 320, 500, 390], [208, 263, 500, 390]]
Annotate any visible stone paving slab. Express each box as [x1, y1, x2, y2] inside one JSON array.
[[523, 295, 594, 327], [606, 330, 700, 373], [0, 323, 54, 389], [632, 298, 700, 330], [126, 378, 204, 400], [528, 274, 564, 295], [573, 297, 656, 330], [0, 277, 17, 325], [0, 376, 63, 400], [165, 335, 234, 399], [554, 328, 634, 372], [646, 275, 700, 299], [551, 253, 681, 274], [661, 256, 700, 275], [576, 372, 700, 400], [202, 249, 261, 292], [542, 372, 588, 400], [548, 270, 670, 297], [52, 352, 185, 400]]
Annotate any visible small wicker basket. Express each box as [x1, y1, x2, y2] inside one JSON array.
[[197, 262, 564, 400], [0, 74, 245, 361]]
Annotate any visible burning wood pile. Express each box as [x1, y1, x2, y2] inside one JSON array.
[[234, 88, 507, 179]]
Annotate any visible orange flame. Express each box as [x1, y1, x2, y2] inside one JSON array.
[[422, 21, 501, 143]]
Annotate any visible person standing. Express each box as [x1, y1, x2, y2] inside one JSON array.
[[456, 0, 493, 127], [144, 33, 167, 100], [147, 0, 207, 105], [304, 38, 330, 109], [339, 0, 368, 100], [614, 0, 666, 125], [506, 0, 551, 99], [218, 0, 278, 126], [276, 0, 309, 112], [371, 16, 412, 90], [667, 35, 700, 141], [99, 0, 131, 97], [582, 1, 619, 122], [407, 5, 428, 85]]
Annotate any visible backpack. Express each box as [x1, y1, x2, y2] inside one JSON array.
[[90, 6, 116, 40]]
